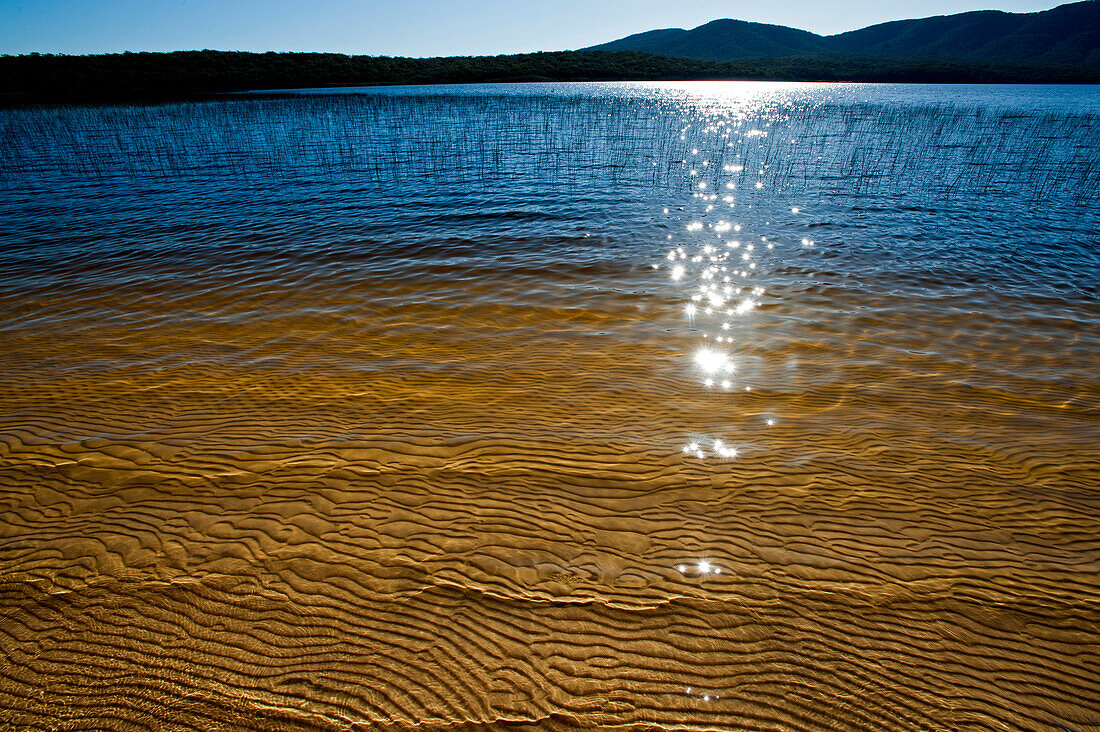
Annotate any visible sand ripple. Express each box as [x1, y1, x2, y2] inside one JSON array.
[[1, 86, 1098, 730]]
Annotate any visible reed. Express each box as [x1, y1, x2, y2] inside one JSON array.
[[2, 92, 1097, 214]]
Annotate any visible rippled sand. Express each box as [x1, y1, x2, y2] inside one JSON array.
[[1, 84, 1098, 730]]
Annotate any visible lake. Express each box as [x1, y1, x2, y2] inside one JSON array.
[[1, 81, 1098, 730]]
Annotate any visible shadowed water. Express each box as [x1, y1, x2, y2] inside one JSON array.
[[0, 82, 1098, 730]]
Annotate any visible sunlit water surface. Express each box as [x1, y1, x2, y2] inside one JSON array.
[[1, 82, 1098, 730]]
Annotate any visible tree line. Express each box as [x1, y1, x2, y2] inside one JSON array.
[[2, 49, 1097, 103]]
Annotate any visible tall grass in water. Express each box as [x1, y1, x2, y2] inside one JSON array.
[[1, 94, 1098, 212]]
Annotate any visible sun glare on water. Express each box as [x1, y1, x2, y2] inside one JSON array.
[[658, 116, 807, 463]]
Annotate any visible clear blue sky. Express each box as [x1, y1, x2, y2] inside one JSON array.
[[0, 0, 1070, 56]]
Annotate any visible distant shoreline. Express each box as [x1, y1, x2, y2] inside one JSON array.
[[2, 50, 1098, 104]]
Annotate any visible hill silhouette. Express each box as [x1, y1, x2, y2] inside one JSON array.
[[584, 20, 836, 61], [585, 1, 1100, 66]]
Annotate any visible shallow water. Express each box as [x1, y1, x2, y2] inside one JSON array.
[[0, 82, 1098, 730]]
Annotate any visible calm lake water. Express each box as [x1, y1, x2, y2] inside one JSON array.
[[1, 82, 1098, 730]]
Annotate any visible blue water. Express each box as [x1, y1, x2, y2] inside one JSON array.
[[2, 82, 1097, 297]]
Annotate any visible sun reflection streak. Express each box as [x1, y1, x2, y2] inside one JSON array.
[[658, 108, 808, 466]]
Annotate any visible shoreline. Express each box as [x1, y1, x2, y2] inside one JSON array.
[[3, 49, 1099, 105]]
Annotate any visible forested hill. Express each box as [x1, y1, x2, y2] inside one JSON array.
[[2, 50, 1099, 104], [586, 1, 1100, 66]]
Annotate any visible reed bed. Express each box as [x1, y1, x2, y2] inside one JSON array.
[[2, 92, 1098, 213]]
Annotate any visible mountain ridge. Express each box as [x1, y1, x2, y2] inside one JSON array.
[[583, 1, 1100, 66]]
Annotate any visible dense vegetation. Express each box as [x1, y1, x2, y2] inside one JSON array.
[[2, 49, 1099, 104]]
